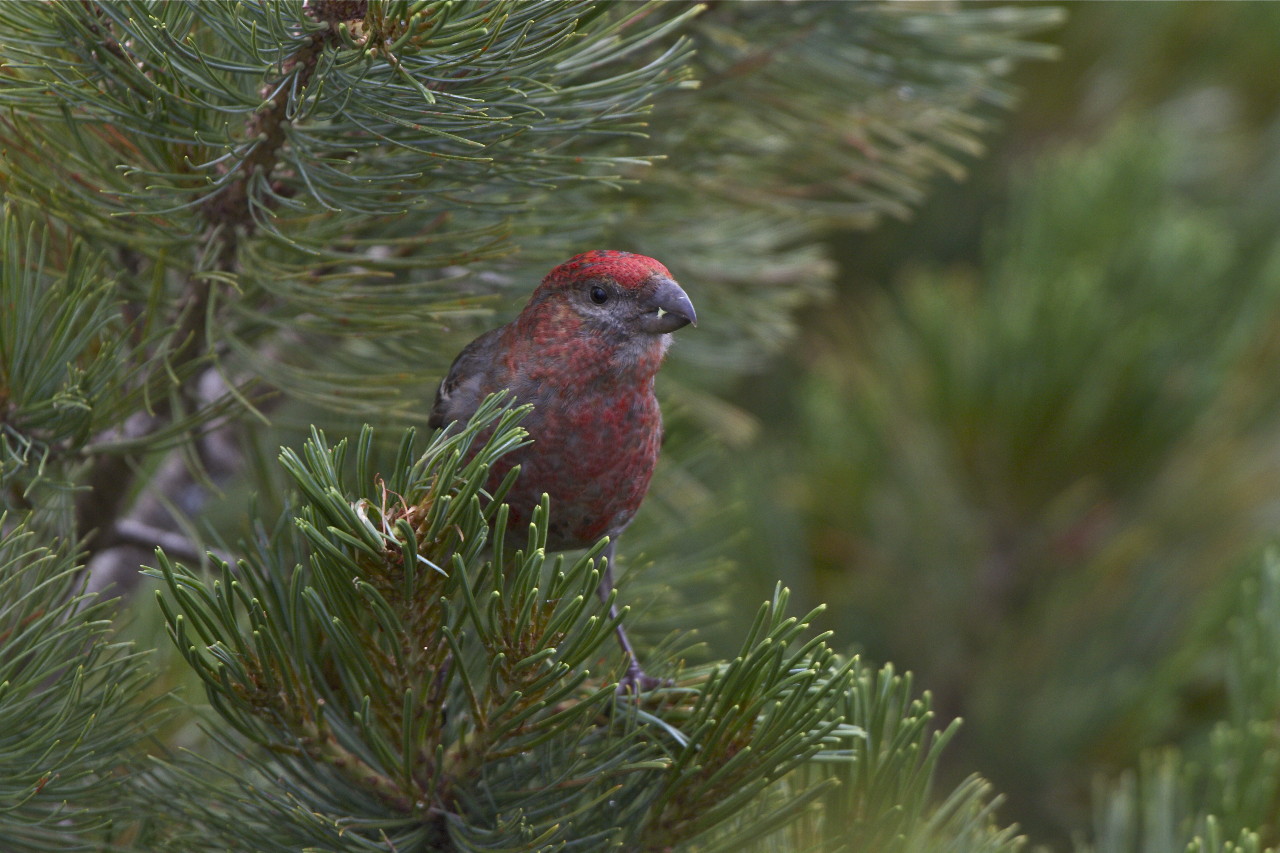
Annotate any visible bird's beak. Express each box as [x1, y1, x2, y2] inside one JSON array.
[[641, 277, 697, 334]]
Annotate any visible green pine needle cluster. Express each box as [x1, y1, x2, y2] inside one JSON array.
[[1081, 553, 1280, 853], [144, 397, 949, 850], [0, 518, 154, 851]]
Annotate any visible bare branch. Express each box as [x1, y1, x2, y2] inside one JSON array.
[[110, 518, 233, 567]]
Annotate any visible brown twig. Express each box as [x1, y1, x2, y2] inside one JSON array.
[[76, 1, 367, 579], [203, 0, 367, 232]]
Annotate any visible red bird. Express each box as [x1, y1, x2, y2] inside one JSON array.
[[429, 250, 697, 693]]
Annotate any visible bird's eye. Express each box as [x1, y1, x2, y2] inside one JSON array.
[[589, 285, 610, 304]]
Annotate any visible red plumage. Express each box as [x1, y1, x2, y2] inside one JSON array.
[[430, 250, 696, 691]]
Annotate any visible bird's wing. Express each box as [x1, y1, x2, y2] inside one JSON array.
[[429, 326, 504, 431]]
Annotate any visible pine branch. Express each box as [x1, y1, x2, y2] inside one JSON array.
[[71, 267, 217, 559], [0, 515, 157, 851], [202, 0, 363, 235], [140, 396, 1020, 851], [109, 518, 229, 567], [1082, 552, 1280, 853], [71, 1, 366, 561]]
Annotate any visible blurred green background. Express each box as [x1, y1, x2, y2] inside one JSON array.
[[665, 2, 1280, 843]]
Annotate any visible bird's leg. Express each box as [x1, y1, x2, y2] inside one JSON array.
[[599, 540, 662, 694]]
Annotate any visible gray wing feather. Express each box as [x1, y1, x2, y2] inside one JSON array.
[[429, 327, 504, 431]]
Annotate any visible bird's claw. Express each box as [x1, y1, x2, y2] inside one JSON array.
[[616, 662, 669, 695]]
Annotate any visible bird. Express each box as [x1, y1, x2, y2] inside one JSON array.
[[429, 250, 696, 693]]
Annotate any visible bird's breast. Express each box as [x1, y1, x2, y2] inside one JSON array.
[[490, 383, 663, 552]]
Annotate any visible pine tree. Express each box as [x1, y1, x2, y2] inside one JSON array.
[[1079, 552, 1280, 853], [778, 115, 1280, 836], [0, 2, 1062, 849]]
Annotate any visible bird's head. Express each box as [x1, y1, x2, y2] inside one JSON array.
[[532, 250, 697, 337]]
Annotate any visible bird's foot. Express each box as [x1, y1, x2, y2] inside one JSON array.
[[616, 661, 669, 695]]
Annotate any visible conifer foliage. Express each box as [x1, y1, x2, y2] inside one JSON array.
[[145, 398, 1029, 850], [0, 1, 1066, 849], [149, 400, 850, 849]]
